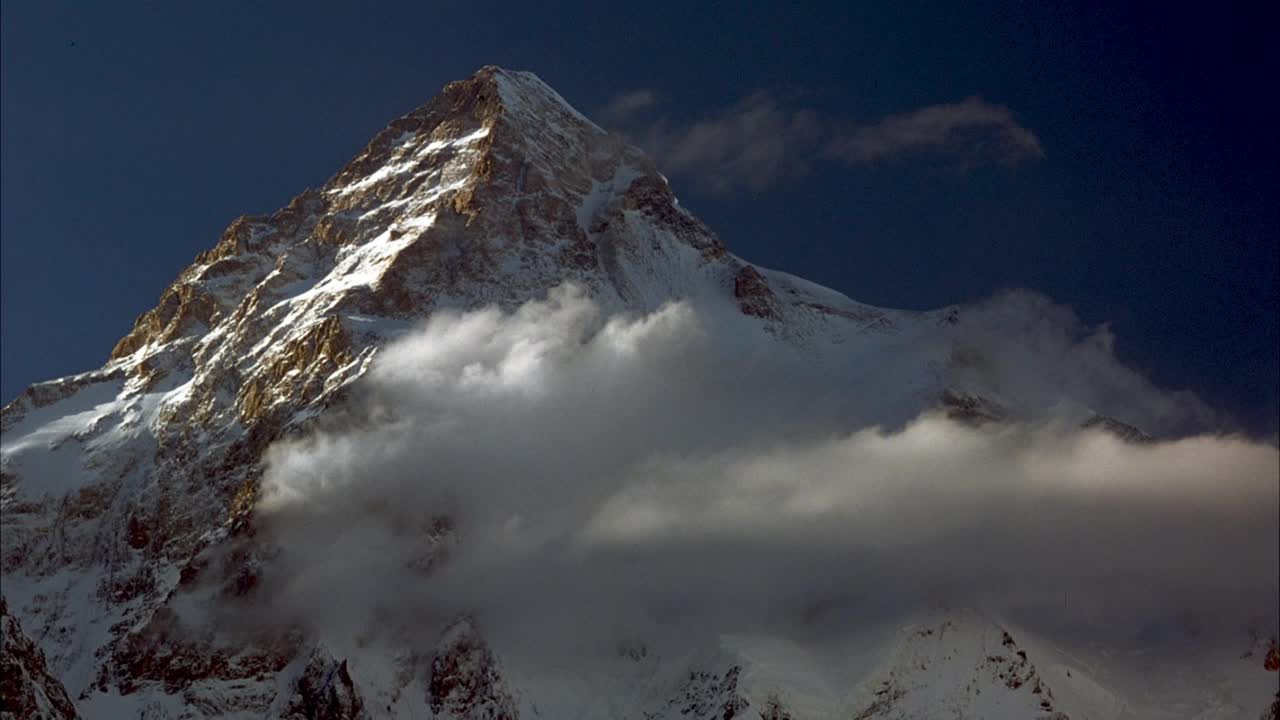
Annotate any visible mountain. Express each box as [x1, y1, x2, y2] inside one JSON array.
[[1, 66, 1275, 719], [1, 597, 77, 720]]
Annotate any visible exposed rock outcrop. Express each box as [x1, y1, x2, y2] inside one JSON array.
[[734, 265, 780, 319], [1, 596, 78, 720], [1080, 414, 1154, 443], [281, 648, 369, 720], [940, 388, 1006, 425], [428, 619, 517, 720]]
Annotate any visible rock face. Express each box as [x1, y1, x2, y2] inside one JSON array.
[[0, 66, 1274, 718], [1080, 414, 1154, 443], [426, 619, 516, 720], [281, 649, 368, 720], [663, 665, 751, 719], [940, 388, 1006, 425], [1, 596, 77, 720], [847, 617, 1062, 719], [733, 265, 780, 319]]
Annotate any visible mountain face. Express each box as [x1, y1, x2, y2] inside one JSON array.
[[1, 67, 1275, 719], [1, 598, 77, 720]]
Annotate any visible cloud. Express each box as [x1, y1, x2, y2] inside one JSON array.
[[596, 89, 657, 125], [600, 91, 1043, 191], [247, 285, 1276, 664], [828, 96, 1044, 166], [945, 289, 1214, 436], [627, 93, 823, 192]]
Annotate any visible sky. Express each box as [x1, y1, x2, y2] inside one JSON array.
[[1, 2, 1276, 435]]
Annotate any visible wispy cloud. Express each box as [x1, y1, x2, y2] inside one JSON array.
[[600, 91, 1043, 191], [830, 96, 1044, 166], [596, 89, 657, 125], [630, 93, 822, 192]]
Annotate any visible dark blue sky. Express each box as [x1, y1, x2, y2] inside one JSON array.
[[2, 2, 1276, 435]]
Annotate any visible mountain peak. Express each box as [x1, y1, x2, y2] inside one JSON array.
[[90, 64, 740, 429], [473, 65, 603, 131], [323, 65, 609, 202]]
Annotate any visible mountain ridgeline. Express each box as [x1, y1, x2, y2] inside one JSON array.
[[1, 67, 1276, 719]]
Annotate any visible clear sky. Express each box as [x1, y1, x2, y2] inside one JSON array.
[[1, 2, 1276, 435]]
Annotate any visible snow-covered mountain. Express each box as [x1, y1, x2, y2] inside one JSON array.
[[2, 66, 1276, 719]]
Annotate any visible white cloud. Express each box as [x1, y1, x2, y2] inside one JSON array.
[[251, 285, 1277, 658]]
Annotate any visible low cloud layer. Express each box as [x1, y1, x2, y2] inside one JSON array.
[[253, 286, 1277, 659], [602, 91, 1043, 191]]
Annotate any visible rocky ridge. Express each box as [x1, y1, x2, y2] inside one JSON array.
[[1, 596, 78, 719]]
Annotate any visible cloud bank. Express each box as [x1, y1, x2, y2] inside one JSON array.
[[602, 91, 1043, 191], [252, 286, 1277, 658]]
